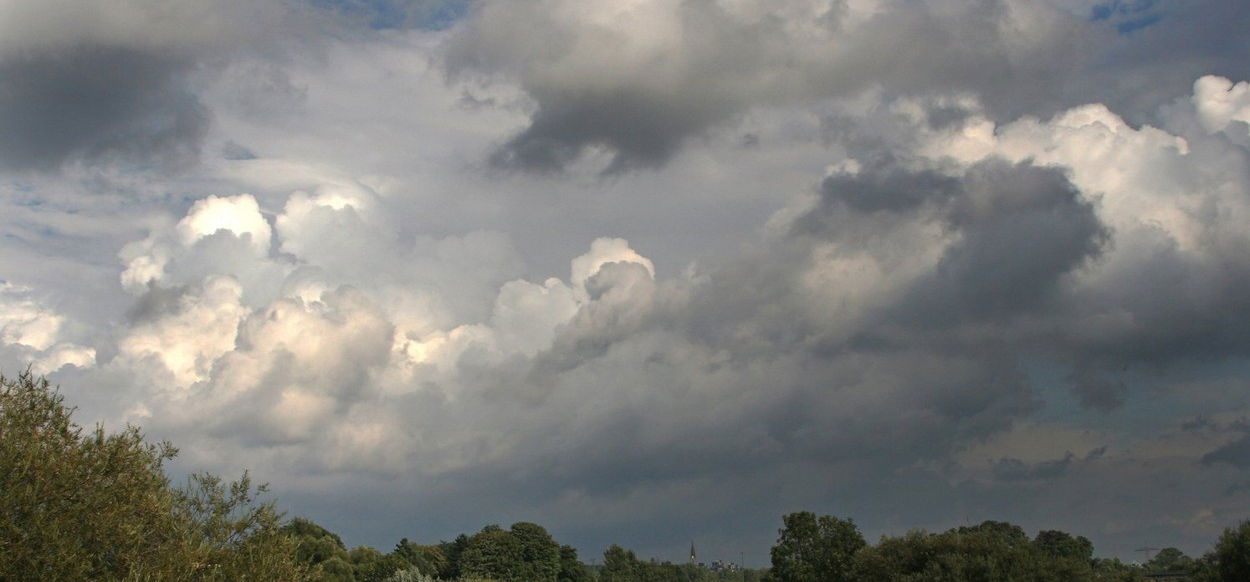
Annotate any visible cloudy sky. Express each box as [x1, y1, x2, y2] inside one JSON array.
[[3, 0, 1250, 564]]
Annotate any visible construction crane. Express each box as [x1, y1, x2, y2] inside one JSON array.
[[1136, 546, 1162, 563]]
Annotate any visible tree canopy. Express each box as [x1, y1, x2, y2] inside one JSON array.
[[0, 370, 305, 581]]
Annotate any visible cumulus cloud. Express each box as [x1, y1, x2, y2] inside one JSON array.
[[445, 0, 1098, 172], [1192, 75, 1250, 135], [0, 283, 95, 375]]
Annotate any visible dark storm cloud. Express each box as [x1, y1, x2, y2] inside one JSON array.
[[446, 0, 1098, 173], [488, 90, 726, 174], [907, 161, 1108, 323], [1065, 366, 1129, 412], [0, 47, 207, 171], [797, 159, 1107, 327], [992, 452, 1075, 482], [1201, 435, 1250, 469]]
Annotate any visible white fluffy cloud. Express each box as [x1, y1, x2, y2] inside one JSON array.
[[1192, 75, 1250, 135], [0, 283, 95, 375]]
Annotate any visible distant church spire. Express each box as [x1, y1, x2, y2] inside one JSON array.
[[690, 540, 697, 564]]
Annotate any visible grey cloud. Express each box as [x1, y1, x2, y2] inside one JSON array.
[[126, 283, 195, 324], [992, 452, 1075, 482], [1066, 366, 1128, 412], [446, 0, 1098, 173], [1202, 435, 1250, 469], [799, 159, 1107, 328], [0, 47, 207, 172], [488, 90, 726, 174], [800, 162, 960, 218], [918, 161, 1107, 322]]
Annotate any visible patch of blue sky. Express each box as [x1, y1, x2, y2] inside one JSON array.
[[1090, 0, 1167, 34], [1116, 14, 1162, 33], [1018, 355, 1249, 434], [1091, 0, 1158, 20], [306, 0, 470, 30]]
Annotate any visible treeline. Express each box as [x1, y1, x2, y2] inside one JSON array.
[[285, 516, 771, 582], [3, 371, 1249, 581], [763, 511, 1250, 582], [283, 511, 1250, 582], [283, 519, 594, 582]]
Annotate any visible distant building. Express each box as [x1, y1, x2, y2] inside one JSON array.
[[690, 541, 697, 564]]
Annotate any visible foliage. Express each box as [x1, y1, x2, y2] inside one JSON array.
[[437, 534, 472, 580], [767, 512, 866, 582], [559, 544, 590, 582], [850, 521, 1107, 582], [598, 542, 765, 582], [1209, 520, 1250, 582], [1090, 557, 1144, 582], [395, 538, 448, 578], [600, 544, 644, 582], [459, 522, 561, 582], [284, 517, 355, 582], [1145, 547, 1194, 574], [352, 545, 412, 582], [0, 370, 306, 581], [382, 566, 437, 582]]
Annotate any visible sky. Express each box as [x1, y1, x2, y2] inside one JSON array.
[[2, 0, 1250, 566]]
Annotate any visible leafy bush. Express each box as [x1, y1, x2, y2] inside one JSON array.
[[0, 370, 306, 581]]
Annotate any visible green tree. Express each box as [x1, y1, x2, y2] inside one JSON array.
[[460, 524, 523, 581], [394, 537, 448, 576], [352, 545, 413, 582], [602, 544, 644, 582], [284, 517, 355, 582], [1210, 521, 1250, 582], [438, 533, 471, 580], [1033, 530, 1094, 562], [558, 544, 590, 582], [1145, 547, 1194, 574], [511, 522, 562, 582], [767, 512, 866, 582], [1090, 557, 1145, 582], [0, 370, 306, 581], [1034, 529, 1096, 581], [852, 521, 1051, 582]]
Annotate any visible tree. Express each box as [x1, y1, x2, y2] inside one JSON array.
[[1210, 521, 1250, 582], [285, 517, 355, 582], [1145, 547, 1194, 574], [437, 533, 471, 580], [0, 370, 306, 581], [558, 544, 590, 582], [352, 545, 411, 582], [394, 537, 448, 577], [1034, 529, 1096, 581], [767, 512, 866, 582], [1034, 530, 1094, 563], [460, 524, 522, 581], [511, 522, 562, 582], [601, 544, 644, 582]]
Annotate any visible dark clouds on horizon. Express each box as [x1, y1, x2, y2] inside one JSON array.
[[2, 0, 1250, 565]]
